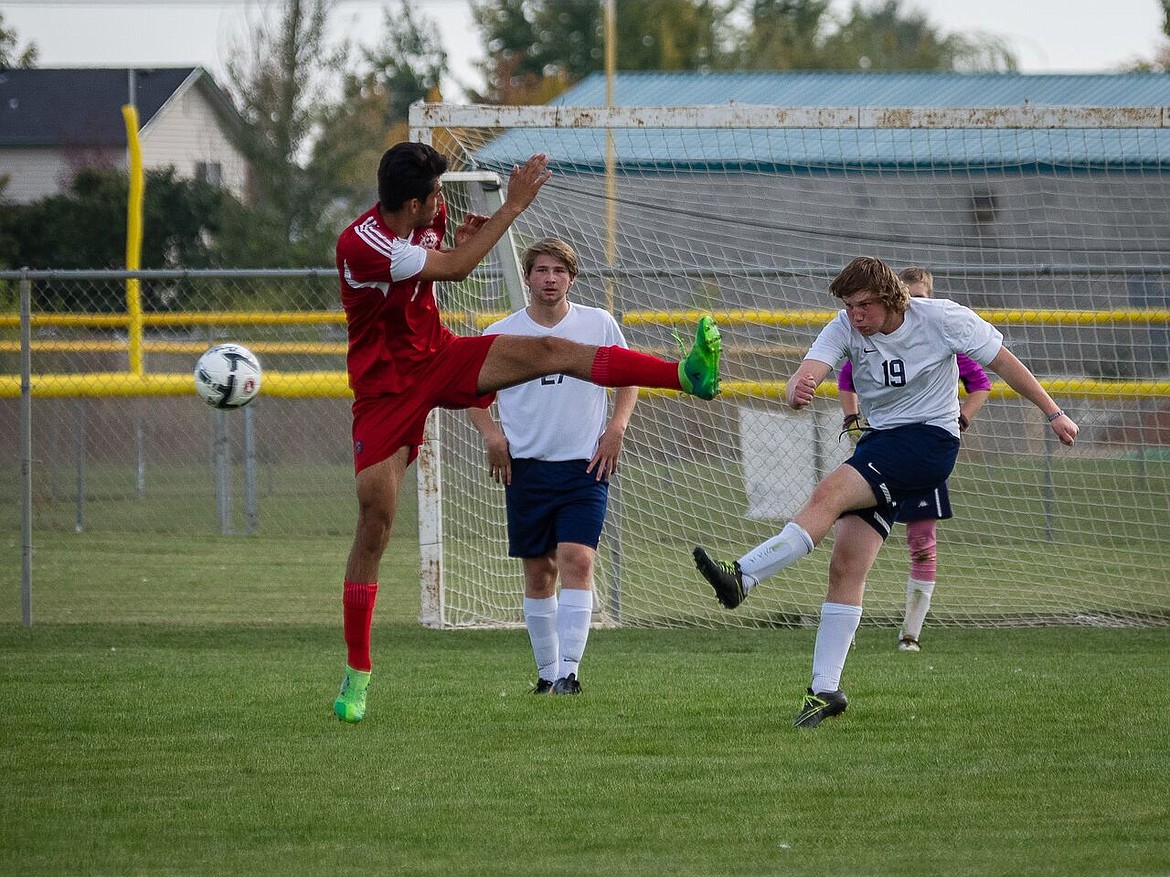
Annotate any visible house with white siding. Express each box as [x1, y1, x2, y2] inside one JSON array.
[[0, 66, 248, 204]]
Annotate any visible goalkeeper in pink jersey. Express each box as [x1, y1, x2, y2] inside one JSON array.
[[838, 267, 991, 653]]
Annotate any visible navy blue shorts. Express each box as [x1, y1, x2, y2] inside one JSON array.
[[504, 458, 609, 558], [844, 424, 960, 538], [896, 481, 953, 523]]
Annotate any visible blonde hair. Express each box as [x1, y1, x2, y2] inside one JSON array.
[[522, 238, 579, 279], [829, 256, 910, 313], [898, 266, 934, 298]]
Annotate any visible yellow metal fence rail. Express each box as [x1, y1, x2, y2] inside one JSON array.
[[3, 309, 1169, 400]]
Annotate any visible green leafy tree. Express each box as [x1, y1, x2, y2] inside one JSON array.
[[313, 0, 450, 202], [820, 1, 1017, 71], [0, 12, 37, 68], [469, 0, 735, 103], [1129, 0, 1170, 70], [365, 0, 448, 123], [0, 168, 228, 309], [310, 73, 393, 207], [222, 0, 349, 266], [735, 0, 834, 70], [1160, 0, 1170, 69], [615, 0, 731, 71], [470, 0, 568, 103], [469, 0, 1016, 102]]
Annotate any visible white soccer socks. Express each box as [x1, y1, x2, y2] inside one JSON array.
[[556, 587, 593, 681], [902, 577, 936, 641], [737, 521, 815, 590], [523, 595, 559, 683], [810, 602, 863, 694]]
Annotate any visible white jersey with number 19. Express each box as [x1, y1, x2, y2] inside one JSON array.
[[805, 297, 1003, 437]]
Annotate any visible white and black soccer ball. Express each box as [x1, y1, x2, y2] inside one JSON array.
[[193, 343, 262, 409]]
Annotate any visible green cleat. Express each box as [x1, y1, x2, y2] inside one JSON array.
[[333, 666, 371, 723], [675, 315, 722, 400]]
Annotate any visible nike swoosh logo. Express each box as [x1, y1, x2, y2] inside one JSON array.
[[867, 462, 881, 475], [863, 347, 877, 353]]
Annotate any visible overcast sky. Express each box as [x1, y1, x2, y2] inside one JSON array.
[[5, 0, 1167, 99]]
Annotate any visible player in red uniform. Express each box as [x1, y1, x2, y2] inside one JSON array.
[[333, 142, 722, 722]]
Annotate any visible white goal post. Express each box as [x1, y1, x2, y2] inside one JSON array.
[[413, 102, 1170, 630]]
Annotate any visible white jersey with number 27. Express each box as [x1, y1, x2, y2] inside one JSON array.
[[805, 297, 1003, 437], [485, 303, 628, 461]]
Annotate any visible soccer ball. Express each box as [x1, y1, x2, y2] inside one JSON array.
[[193, 343, 262, 409]]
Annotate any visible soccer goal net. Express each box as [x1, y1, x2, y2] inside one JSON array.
[[413, 103, 1170, 630]]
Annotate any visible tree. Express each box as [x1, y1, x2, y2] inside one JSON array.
[[469, 0, 736, 103], [735, 0, 834, 70], [470, 0, 571, 104], [0, 12, 37, 69], [222, 0, 350, 266], [312, 0, 451, 200], [469, 0, 1017, 102], [818, 1, 1017, 71], [613, 0, 732, 72], [0, 167, 228, 308], [1158, 0, 1170, 69], [1129, 0, 1170, 71], [365, 0, 448, 123]]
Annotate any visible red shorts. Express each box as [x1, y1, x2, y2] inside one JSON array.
[[352, 334, 498, 473]]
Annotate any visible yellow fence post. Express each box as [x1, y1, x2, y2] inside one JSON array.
[[122, 104, 144, 376]]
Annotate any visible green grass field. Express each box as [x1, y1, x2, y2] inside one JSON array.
[[2, 527, 1168, 875], [2, 624, 1167, 876]]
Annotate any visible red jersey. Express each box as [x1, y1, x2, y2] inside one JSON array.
[[336, 203, 454, 395]]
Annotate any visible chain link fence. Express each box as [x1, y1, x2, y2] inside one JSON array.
[[5, 265, 1169, 628]]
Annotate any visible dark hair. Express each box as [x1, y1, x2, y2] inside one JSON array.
[[522, 238, 579, 278], [377, 142, 448, 211], [829, 256, 910, 314]]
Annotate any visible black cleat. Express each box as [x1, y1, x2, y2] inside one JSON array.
[[532, 678, 554, 695], [793, 688, 848, 728], [693, 546, 747, 609], [552, 673, 582, 695]]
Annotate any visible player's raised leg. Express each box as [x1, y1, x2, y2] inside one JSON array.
[[476, 316, 722, 400], [674, 315, 722, 400]]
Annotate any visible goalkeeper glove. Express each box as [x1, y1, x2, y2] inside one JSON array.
[[841, 413, 865, 443]]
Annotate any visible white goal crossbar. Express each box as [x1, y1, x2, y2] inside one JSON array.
[[413, 103, 1170, 132]]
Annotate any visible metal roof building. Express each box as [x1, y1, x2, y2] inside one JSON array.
[[475, 72, 1170, 172], [438, 72, 1170, 378]]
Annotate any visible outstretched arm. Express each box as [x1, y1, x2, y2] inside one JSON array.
[[986, 347, 1079, 445], [421, 154, 552, 282]]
